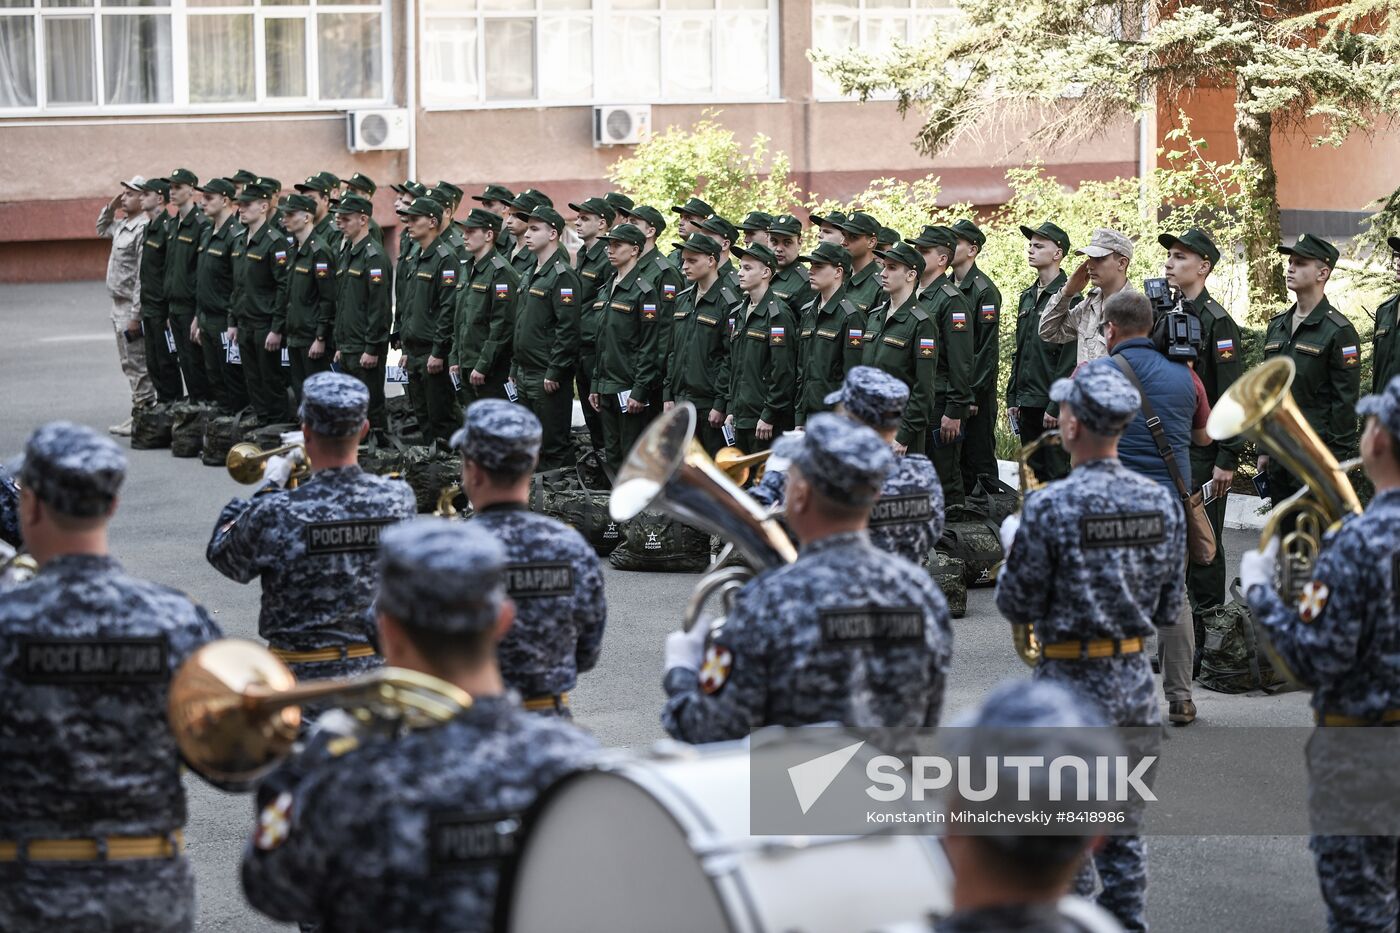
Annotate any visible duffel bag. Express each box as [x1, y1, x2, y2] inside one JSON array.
[[609, 510, 711, 573], [1198, 581, 1286, 695], [966, 474, 1019, 528], [359, 436, 408, 478], [937, 502, 1003, 588], [249, 422, 302, 450], [400, 441, 462, 513], [170, 402, 215, 458], [529, 468, 622, 556], [929, 550, 967, 619], [130, 402, 175, 450], [202, 407, 258, 467]]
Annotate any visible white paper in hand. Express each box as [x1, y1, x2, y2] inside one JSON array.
[[385, 365, 409, 385], [225, 341, 242, 366]]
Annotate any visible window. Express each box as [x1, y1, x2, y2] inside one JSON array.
[[422, 0, 777, 109], [0, 0, 391, 114], [811, 0, 956, 100]]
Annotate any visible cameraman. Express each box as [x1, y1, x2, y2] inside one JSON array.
[[1104, 289, 1209, 725]]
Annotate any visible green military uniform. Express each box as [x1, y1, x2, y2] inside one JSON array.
[[195, 212, 247, 412], [138, 202, 184, 402], [770, 261, 813, 319], [575, 237, 613, 450], [724, 285, 797, 454], [591, 259, 662, 472], [281, 232, 338, 401], [666, 276, 738, 456], [230, 217, 292, 424], [915, 273, 975, 503], [443, 223, 471, 276], [636, 245, 684, 402], [717, 258, 740, 293], [512, 246, 582, 470], [313, 214, 341, 255], [862, 292, 938, 456], [165, 203, 213, 401], [1005, 268, 1074, 481], [795, 286, 865, 425], [332, 231, 392, 432], [396, 232, 462, 444], [844, 259, 883, 316], [1372, 282, 1400, 392], [449, 250, 519, 404], [394, 227, 416, 329], [956, 260, 1003, 494], [510, 243, 536, 281]]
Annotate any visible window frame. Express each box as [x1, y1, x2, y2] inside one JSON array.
[[419, 0, 782, 112], [810, 0, 959, 102], [0, 0, 394, 118]]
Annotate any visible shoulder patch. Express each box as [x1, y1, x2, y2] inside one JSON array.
[[1326, 308, 1354, 331], [839, 298, 860, 318], [363, 240, 383, 259], [910, 306, 930, 322], [940, 282, 960, 298], [15, 635, 169, 684], [554, 260, 571, 276], [435, 242, 453, 259], [719, 286, 738, 306], [490, 253, 508, 270], [1203, 298, 1228, 321]]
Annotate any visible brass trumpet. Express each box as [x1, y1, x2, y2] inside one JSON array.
[[712, 446, 772, 487], [1007, 430, 1062, 667], [167, 639, 471, 785], [226, 442, 311, 488], [434, 484, 464, 517]]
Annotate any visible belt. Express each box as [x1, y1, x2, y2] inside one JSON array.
[[271, 643, 378, 664], [1316, 710, 1400, 727], [1041, 637, 1145, 661], [0, 830, 183, 863], [523, 692, 570, 712]]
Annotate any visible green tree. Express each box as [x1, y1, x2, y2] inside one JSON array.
[[811, 0, 1400, 313]]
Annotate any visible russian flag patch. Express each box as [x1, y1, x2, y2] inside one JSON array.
[[1343, 345, 1359, 366], [560, 287, 574, 304], [274, 249, 287, 265], [442, 267, 456, 283], [980, 303, 997, 321], [848, 327, 863, 347], [919, 337, 936, 357], [951, 312, 967, 330], [642, 302, 657, 320], [1216, 338, 1234, 360], [770, 325, 786, 345], [314, 261, 329, 278], [495, 282, 509, 298], [663, 283, 677, 298], [369, 267, 383, 283]]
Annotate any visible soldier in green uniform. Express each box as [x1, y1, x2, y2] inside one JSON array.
[[949, 219, 1003, 494], [863, 241, 937, 458], [513, 206, 582, 470], [342, 173, 384, 246], [665, 233, 736, 455], [794, 241, 865, 425], [766, 213, 814, 313], [470, 184, 517, 256], [836, 211, 884, 316], [724, 243, 796, 454], [738, 211, 772, 249], [329, 195, 391, 434], [193, 177, 247, 412], [276, 193, 338, 402], [695, 215, 741, 292], [1373, 236, 1400, 392], [1160, 228, 1244, 643], [427, 183, 471, 278], [390, 181, 426, 320], [907, 226, 975, 503], [449, 208, 519, 406], [1007, 221, 1075, 481], [810, 209, 848, 246], [164, 167, 212, 402], [621, 205, 684, 400], [1260, 233, 1361, 502], [507, 191, 547, 280], [393, 196, 461, 444], [570, 196, 616, 450], [230, 169, 257, 198], [589, 223, 663, 472], [877, 227, 899, 252], [603, 192, 634, 221], [293, 173, 340, 253], [229, 183, 292, 425], [136, 178, 183, 403], [670, 196, 713, 264]]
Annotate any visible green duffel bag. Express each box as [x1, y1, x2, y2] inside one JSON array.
[[966, 474, 1019, 528], [385, 393, 420, 440], [170, 402, 215, 458], [575, 446, 612, 491], [400, 442, 462, 513], [930, 549, 967, 619], [359, 436, 408, 478], [130, 402, 175, 450], [249, 422, 302, 450], [201, 408, 258, 467], [938, 501, 1003, 588], [609, 510, 711, 573], [1198, 581, 1286, 695], [529, 468, 622, 556]]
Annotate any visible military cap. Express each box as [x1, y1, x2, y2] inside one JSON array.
[[256, 176, 283, 193], [426, 185, 456, 209], [141, 178, 171, 198], [568, 196, 615, 225], [623, 204, 666, 234], [738, 211, 772, 232], [837, 211, 880, 238], [733, 242, 779, 271], [1278, 232, 1339, 269], [1076, 227, 1134, 260], [295, 174, 332, 195], [197, 177, 235, 198], [460, 207, 503, 232], [1357, 375, 1400, 438], [528, 205, 566, 234], [514, 187, 552, 209], [876, 241, 926, 277], [673, 232, 721, 258], [791, 413, 894, 508], [1388, 235, 1400, 255], [766, 213, 803, 238], [876, 227, 900, 249], [236, 183, 273, 203], [332, 194, 374, 216], [810, 209, 848, 229], [231, 168, 259, 185], [376, 519, 507, 635], [798, 240, 853, 276], [120, 174, 147, 192], [391, 180, 428, 199], [451, 398, 542, 474], [672, 196, 714, 219], [508, 190, 544, 216], [435, 180, 465, 206], [398, 196, 444, 222], [345, 173, 377, 196], [18, 421, 126, 518], [284, 193, 318, 215], [472, 184, 516, 205], [696, 214, 738, 245], [603, 192, 635, 214], [1050, 358, 1141, 436], [949, 218, 986, 247], [318, 171, 342, 188], [1159, 228, 1220, 267], [600, 222, 646, 248], [1019, 220, 1071, 254], [906, 225, 956, 251], [824, 365, 909, 430], [298, 372, 370, 437], [167, 167, 198, 187]]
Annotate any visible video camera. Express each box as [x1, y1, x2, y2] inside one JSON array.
[[1143, 277, 1201, 364]]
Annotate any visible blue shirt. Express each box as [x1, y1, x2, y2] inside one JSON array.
[[1109, 338, 1195, 493]]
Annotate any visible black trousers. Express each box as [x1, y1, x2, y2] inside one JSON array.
[[1017, 406, 1070, 483], [238, 324, 291, 425], [288, 345, 332, 406], [339, 353, 388, 432], [168, 303, 212, 402], [199, 320, 247, 412], [143, 313, 185, 403], [960, 386, 1000, 493]]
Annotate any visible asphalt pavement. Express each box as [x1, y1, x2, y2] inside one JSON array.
[[1, 282, 1324, 932]]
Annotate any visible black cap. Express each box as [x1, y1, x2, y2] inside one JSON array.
[[569, 197, 616, 225], [837, 211, 880, 238], [733, 243, 779, 271], [906, 225, 956, 251], [949, 218, 986, 247], [1278, 232, 1339, 269], [284, 193, 319, 214], [624, 204, 666, 233], [739, 211, 772, 232], [1019, 221, 1071, 254], [674, 232, 722, 258], [460, 208, 503, 232], [766, 214, 803, 237], [345, 172, 377, 196], [671, 196, 714, 218], [255, 175, 283, 193], [295, 174, 333, 195], [236, 183, 274, 203], [333, 194, 374, 216], [696, 214, 738, 246], [391, 180, 427, 199], [472, 184, 516, 204], [798, 241, 853, 276], [231, 169, 259, 185], [603, 192, 634, 214], [810, 209, 848, 229], [399, 197, 444, 222], [168, 167, 198, 186], [197, 177, 236, 198], [1158, 228, 1221, 266], [435, 180, 464, 206], [876, 241, 926, 277], [599, 223, 646, 248], [527, 206, 566, 234], [141, 178, 171, 198]]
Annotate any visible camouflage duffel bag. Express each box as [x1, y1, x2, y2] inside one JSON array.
[[130, 402, 175, 450], [574, 445, 612, 491], [609, 510, 712, 573], [359, 436, 408, 478], [401, 442, 462, 513], [386, 393, 420, 440], [202, 408, 258, 467], [170, 402, 215, 458], [966, 474, 1019, 528], [930, 550, 967, 619], [529, 468, 621, 556], [938, 502, 1003, 588], [1198, 581, 1285, 695]]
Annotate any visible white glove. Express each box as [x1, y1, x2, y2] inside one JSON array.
[[1238, 538, 1279, 595], [999, 513, 1021, 554], [664, 625, 709, 674], [261, 454, 295, 489]]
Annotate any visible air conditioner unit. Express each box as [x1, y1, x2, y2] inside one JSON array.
[[347, 108, 410, 152], [593, 105, 651, 147]]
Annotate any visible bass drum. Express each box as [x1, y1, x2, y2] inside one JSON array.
[[500, 740, 952, 933]]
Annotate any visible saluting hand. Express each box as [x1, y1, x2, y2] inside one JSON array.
[[1066, 259, 1091, 296]]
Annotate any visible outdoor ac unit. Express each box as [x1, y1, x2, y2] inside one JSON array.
[[593, 105, 651, 147], [347, 109, 410, 152]]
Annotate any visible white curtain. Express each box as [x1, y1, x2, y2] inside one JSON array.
[[264, 16, 306, 98], [44, 14, 93, 103], [104, 13, 172, 104], [188, 12, 253, 102], [318, 11, 381, 100], [0, 16, 36, 107]]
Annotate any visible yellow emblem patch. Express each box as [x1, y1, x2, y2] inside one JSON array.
[[254, 791, 294, 851], [1298, 581, 1330, 624], [699, 644, 733, 695]]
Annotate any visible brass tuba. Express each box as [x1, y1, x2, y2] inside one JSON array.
[[1207, 357, 1361, 602], [609, 403, 796, 633], [1007, 430, 1062, 667], [167, 639, 471, 785], [712, 446, 772, 487], [226, 442, 311, 488]]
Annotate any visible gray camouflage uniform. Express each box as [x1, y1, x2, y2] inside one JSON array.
[[0, 470, 18, 548]]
